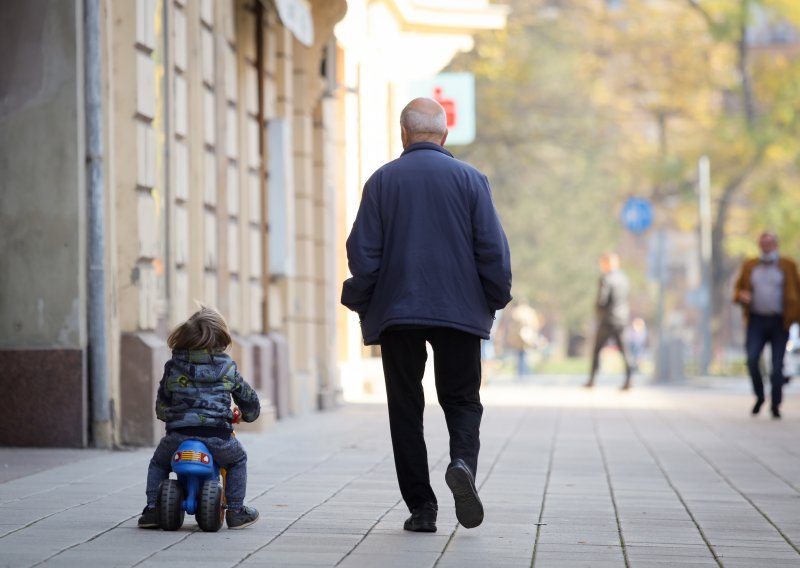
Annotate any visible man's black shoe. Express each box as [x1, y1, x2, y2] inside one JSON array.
[[403, 503, 437, 532], [445, 459, 484, 529], [752, 399, 764, 415], [137, 506, 158, 529], [772, 407, 781, 419]]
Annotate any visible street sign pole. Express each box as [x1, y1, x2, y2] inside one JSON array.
[[654, 229, 668, 382], [698, 156, 713, 375]]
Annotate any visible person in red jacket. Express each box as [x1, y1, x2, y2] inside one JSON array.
[[733, 232, 800, 419], [342, 97, 512, 533]]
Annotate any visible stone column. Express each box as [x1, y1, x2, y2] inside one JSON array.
[[113, 0, 168, 446]]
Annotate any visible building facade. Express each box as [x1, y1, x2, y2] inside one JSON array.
[[0, 0, 346, 447], [0, 0, 506, 448]]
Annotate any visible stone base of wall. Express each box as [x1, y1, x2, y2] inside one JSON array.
[[119, 332, 169, 447], [232, 335, 276, 433], [317, 383, 341, 411], [270, 333, 291, 418], [0, 349, 87, 447], [291, 370, 315, 416]]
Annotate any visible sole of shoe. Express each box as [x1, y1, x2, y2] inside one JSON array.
[[137, 522, 159, 529], [227, 515, 260, 530], [228, 519, 259, 530], [404, 521, 437, 533], [445, 465, 484, 529]]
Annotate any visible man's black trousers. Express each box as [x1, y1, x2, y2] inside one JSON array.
[[746, 314, 788, 410], [379, 326, 483, 512], [588, 321, 631, 385]]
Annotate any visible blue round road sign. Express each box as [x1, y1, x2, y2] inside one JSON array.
[[621, 197, 653, 234]]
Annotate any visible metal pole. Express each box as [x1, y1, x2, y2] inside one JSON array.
[[655, 229, 667, 382], [162, 0, 172, 322], [698, 156, 713, 375], [85, 0, 112, 447]]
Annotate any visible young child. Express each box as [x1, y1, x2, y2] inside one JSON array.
[[138, 306, 261, 530]]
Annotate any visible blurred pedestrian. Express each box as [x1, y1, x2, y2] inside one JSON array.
[[341, 97, 512, 532], [585, 253, 632, 389], [504, 302, 539, 378], [733, 231, 800, 419], [626, 317, 648, 373]]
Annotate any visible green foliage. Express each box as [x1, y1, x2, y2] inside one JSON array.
[[449, 1, 626, 331], [448, 0, 800, 343]]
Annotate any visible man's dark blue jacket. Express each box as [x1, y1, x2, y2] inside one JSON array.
[[341, 142, 512, 345]]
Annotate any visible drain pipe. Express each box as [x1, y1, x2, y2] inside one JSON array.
[[85, 0, 112, 448]]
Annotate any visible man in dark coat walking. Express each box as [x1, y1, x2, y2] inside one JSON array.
[[585, 253, 632, 389], [342, 97, 512, 532]]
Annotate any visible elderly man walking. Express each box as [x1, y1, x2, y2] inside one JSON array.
[[734, 231, 800, 419], [342, 98, 512, 532]]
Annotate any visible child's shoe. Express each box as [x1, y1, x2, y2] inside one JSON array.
[[226, 505, 259, 529], [138, 506, 159, 528]]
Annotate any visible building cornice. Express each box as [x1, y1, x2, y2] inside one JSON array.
[[377, 0, 508, 34]]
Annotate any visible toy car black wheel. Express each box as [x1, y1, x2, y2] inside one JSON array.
[[196, 479, 224, 532], [157, 479, 185, 531]]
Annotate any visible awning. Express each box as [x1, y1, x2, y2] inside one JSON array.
[[272, 0, 314, 47]]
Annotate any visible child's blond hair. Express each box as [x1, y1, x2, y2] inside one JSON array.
[[167, 306, 232, 351]]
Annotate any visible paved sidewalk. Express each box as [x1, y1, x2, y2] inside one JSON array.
[[2, 376, 800, 567]]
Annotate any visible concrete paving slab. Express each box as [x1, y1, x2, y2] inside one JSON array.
[[1, 379, 800, 567]]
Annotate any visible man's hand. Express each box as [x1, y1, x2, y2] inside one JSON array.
[[737, 291, 752, 305]]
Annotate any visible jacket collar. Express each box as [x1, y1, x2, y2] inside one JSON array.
[[401, 141, 453, 158], [172, 349, 230, 364]]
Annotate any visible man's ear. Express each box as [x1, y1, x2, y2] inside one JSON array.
[[401, 125, 408, 148], [440, 129, 448, 147]]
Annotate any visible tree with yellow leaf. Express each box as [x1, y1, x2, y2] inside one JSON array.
[[450, 0, 800, 361]]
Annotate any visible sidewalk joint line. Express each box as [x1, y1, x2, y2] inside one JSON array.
[[655, 409, 800, 557], [593, 410, 631, 568], [681, 409, 800, 496], [530, 408, 561, 568], [0, 480, 142, 541], [131, 529, 200, 567], [233, 447, 393, 566], [431, 407, 533, 567], [29, 513, 139, 567], [625, 410, 724, 567], [334, 494, 404, 567], [0, 454, 145, 506], [342, 447, 453, 566]]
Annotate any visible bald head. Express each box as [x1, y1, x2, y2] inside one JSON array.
[[400, 97, 448, 148]]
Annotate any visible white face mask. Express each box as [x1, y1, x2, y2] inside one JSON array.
[[761, 251, 779, 263]]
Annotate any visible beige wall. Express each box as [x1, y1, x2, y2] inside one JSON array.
[[0, 0, 353, 447], [104, 0, 346, 443]]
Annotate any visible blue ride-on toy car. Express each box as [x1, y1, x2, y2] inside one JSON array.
[[157, 439, 227, 532]]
